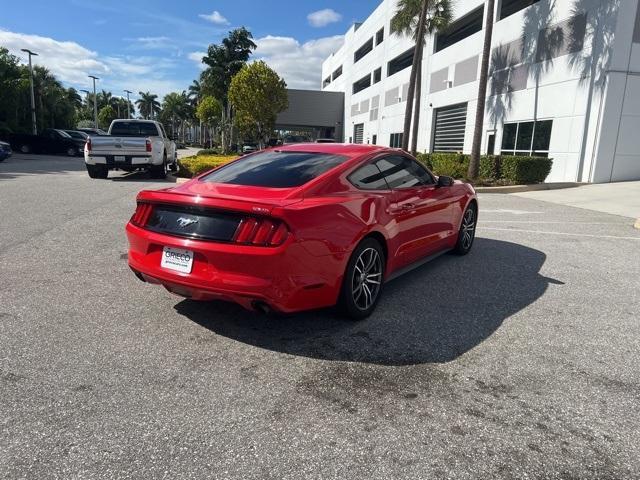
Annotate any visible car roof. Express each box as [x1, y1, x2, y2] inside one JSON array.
[[273, 143, 394, 158]]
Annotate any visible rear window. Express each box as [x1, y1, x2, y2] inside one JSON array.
[[110, 122, 159, 137], [201, 151, 347, 188]]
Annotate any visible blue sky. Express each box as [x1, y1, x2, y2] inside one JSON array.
[[0, 0, 380, 102]]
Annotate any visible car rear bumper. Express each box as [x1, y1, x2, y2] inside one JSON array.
[[126, 222, 345, 313]]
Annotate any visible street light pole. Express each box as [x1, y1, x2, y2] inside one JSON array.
[[21, 49, 38, 135], [124, 90, 132, 119], [88, 75, 99, 128]]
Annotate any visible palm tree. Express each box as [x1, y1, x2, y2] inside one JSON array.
[[136, 91, 160, 120], [188, 80, 203, 144], [391, 0, 452, 155], [468, 0, 496, 179]]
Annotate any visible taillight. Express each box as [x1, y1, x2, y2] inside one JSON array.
[[145, 139, 152, 152], [86, 138, 92, 152], [130, 202, 153, 227], [232, 217, 289, 246]]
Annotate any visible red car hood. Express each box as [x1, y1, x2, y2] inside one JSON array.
[[137, 179, 303, 215]]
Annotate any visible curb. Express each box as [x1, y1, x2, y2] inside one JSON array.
[[474, 182, 584, 194], [167, 174, 189, 184]]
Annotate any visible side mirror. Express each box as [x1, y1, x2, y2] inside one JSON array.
[[437, 175, 454, 187]]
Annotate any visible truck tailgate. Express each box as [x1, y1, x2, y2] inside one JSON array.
[[90, 136, 148, 155]]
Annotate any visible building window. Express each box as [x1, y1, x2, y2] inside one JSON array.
[[390, 133, 403, 148], [332, 65, 343, 81], [376, 28, 384, 45], [323, 76, 331, 88], [352, 74, 371, 94], [387, 47, 414, 77], [372, 134, 377, 145], [354, 38, 374, 63], [499, 0, 541, 20], [435, 6, 484, 53], [373, 67, 382, 84], [501, 120, 553, 156]]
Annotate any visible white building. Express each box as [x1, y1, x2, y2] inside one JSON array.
[[321, 0, 640, 183]]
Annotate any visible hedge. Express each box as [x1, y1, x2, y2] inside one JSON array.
[[416, 152, 552, 184], [177, 154, 237, 178], [196, 148, 222, 156]]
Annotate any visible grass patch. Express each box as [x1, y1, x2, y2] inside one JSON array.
[[177, 154, 238, 178]]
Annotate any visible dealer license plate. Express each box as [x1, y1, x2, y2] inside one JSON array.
[[161, 246, 194, 274]]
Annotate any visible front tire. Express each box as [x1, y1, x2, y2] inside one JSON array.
[[338, 237, 385, 320], [453, 203, 477, 255], [20, 144, 31, 154], [86, 164, 108, 179]]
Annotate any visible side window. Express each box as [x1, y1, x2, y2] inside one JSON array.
[[375, 155, 434, 189], [348, 163, 389, 190]]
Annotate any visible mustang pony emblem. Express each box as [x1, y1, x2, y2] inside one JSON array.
[[176, 217, 198, 228]]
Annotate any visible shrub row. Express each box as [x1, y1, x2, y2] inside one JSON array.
[[177, 155, 237, 178], [416, 152, 552, 184]]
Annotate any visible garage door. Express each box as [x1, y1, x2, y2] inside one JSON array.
[[353, 123, 364, 144], [433, 103, 467, 152]]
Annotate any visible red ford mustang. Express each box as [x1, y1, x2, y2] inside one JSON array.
[[126, 144, 477, 319]]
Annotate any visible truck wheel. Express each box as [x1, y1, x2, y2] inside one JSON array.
[[149, 154, 168, 179], [87, 164, 108, 179]]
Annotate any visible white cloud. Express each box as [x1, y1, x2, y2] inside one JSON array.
[[0, 29, 184, 101], [307, 9, 342, 27], [129, 36, 172, 50], [188, 51, 207, 70], [198, 11, 229, 25], [254, 34, 345, 89]]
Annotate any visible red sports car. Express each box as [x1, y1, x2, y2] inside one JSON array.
[[126, 144, 477, 319]]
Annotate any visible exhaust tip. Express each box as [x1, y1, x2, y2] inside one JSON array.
[[251, 301, 272, 315]]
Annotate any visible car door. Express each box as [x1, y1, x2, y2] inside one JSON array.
[[375, 155, 455, 267]]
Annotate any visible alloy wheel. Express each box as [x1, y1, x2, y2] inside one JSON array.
[[351, 247, 382, 311], [461, 207, 476, 250]]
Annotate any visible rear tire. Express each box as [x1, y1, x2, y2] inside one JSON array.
[[86, 164, 108, 179], [66, 147, 77, 157], [149, 154, 168, 179], [337, 237, 385, 320], [453, 203, 477, 255]]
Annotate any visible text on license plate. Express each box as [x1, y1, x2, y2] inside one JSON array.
[[161, 246, 194, 273], [115, 155, 125, 162]]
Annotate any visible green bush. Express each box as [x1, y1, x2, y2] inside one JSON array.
[[501, 155, 552, 184], [416, 152, 551, 183], [196, 148, 220, 156], [177, 154, 237, 178]]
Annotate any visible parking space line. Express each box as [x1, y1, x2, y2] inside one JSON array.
[[480, 221, 630, 225], [478, 227, 640, 240]]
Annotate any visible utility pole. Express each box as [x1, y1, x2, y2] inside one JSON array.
[[88, 75, 99, 128], [21, 49, 38, 135], [124, 90, 132, 119]]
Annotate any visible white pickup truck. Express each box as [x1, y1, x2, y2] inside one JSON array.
[[84, 119, 177, 179]]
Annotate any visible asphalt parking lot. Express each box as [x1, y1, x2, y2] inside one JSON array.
[[1, 154, 639, 479]]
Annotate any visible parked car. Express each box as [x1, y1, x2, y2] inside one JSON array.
[[64, 130, 89, 141], [126, 144, 477, 319], [77, 127, 108, 136], [242, 144, 258, 154], [84, 119, 177, 179], [4, 129, 85, 156], [0, 140, 12, 161]]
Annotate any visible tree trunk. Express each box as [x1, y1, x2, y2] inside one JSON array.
[[468, 0, 495, 179], [410, 41, 425, 156], [401, 0, 429, 152]]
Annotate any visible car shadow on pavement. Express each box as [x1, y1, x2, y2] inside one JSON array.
[[175, 238, 558, 366], [109, 171, 174, 183], [0, 155, 86, 180]]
